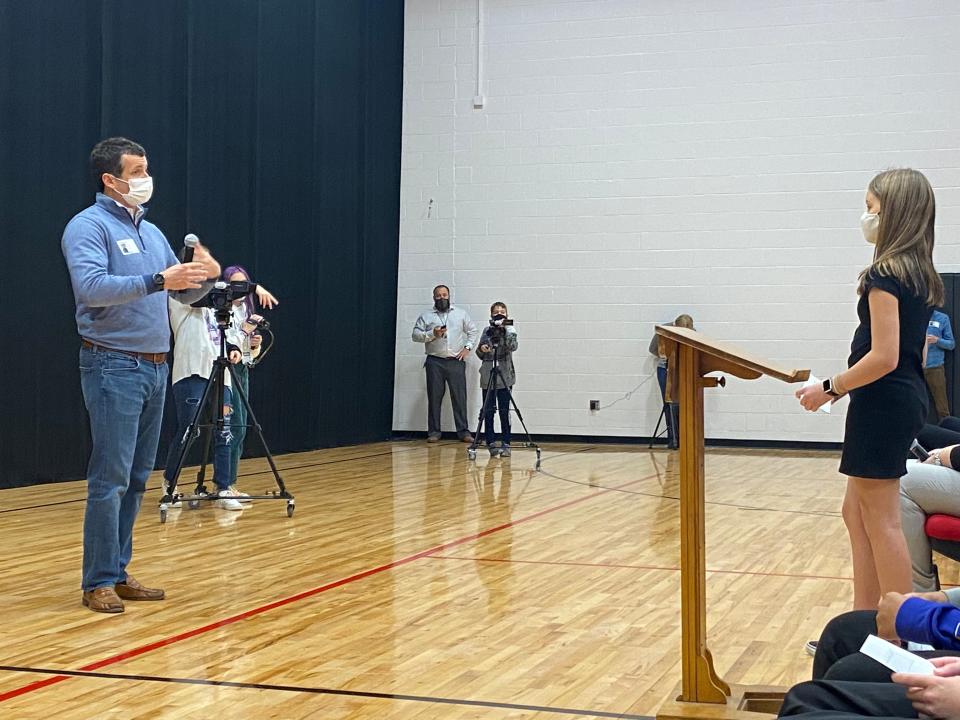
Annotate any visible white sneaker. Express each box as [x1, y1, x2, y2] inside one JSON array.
[[214, 488, 244, 511], [228, 485, 253, 503]]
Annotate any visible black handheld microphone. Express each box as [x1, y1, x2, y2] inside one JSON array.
[[183, 233, 199, 263]]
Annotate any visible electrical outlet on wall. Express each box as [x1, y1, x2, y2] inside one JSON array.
[[589, 400, 600, 411]]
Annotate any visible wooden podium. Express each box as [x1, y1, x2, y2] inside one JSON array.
[[653, 326, 810, 720]]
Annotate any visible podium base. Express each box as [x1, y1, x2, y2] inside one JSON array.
[[657, 685, 786, 720]]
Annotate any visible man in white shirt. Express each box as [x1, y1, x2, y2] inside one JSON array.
[[412, 285, 479, 443]]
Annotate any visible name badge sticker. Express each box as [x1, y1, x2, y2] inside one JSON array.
[[116, 239, 140, 255]]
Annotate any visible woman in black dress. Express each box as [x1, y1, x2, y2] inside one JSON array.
[[797, 168, 943, 610]]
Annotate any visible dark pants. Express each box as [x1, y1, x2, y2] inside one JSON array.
[[425, 355, 469, 438], [778, 610, 959, 719], [482, 386, 512, 447], [916, 415, 960, 450], [656, 365, 680, 448], [779, 680, 915, 719], [925, 365, 951, 421]]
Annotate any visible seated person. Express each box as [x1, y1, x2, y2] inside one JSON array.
[[781, 592, 960, 719]]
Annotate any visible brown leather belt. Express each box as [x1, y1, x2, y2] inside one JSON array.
[[81, 339, 167, 364]]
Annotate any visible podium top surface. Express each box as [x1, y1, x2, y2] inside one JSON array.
[[655, 325, 810, 384]]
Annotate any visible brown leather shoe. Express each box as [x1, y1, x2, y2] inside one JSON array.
[[82, 586, 125, 613], [460, 434, 475, 444], [115, 575, 165, 601], [426, 435, 441, 443]]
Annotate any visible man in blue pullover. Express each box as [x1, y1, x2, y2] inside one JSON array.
[[63, 137, 218, 613], [925, 309, 955, 421]]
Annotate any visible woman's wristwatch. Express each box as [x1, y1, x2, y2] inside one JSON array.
[[822, 377, 841, 397]]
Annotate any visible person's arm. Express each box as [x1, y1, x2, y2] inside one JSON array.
[[412, 313, 436, 343], [648, 334, 660, 357], [895, 596, 960, 649], [797, 287, 899, 411], [837, 288, 900, 391], [941, 316, 956, 351], [168, 242, 217, 305], [463, 312, 479, 349], [476, 329, 491, 360]]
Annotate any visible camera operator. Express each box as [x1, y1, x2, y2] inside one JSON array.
[[477, 302, 518, 458], [163, 295, 246, 511], [224, 265, 278, 494], [412, 284, 479, 443]]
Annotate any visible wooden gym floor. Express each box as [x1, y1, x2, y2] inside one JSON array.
[[1, 441, 953, 718]]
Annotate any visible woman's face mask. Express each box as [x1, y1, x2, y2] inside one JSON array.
[[860, 211, 879, 244]]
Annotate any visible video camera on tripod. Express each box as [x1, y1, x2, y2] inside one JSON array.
[[487, 313, 514, 344]]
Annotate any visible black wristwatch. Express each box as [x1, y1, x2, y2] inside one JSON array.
[[152, 272, 165, 290], [822, 377, 840, 397]]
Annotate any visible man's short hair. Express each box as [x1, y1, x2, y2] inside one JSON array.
[[432, 284, 450, 297], [90, 137, 146, 191], [490, 301, 508, 314]]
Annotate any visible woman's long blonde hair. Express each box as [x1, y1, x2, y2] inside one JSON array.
[[858, 168, 943, 307]]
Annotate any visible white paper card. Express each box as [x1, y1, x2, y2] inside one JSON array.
[[800, 374, 832, 414], [860, 634, 935, 675]]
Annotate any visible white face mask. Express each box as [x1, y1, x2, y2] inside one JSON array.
[[860, 211, 879, 244], [112, 175, 154, 206]]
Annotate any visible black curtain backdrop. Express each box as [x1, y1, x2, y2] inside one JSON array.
[[0, 0, 404, 488]]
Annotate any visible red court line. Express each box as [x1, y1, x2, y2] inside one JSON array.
[[428, 554, 856, 583], [0, 473, 656, 703]]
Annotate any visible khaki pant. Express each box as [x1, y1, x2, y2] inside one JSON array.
[[924, 364, 950, 420]]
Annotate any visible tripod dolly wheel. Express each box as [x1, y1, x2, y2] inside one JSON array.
[[286, 500, 295, 517], [467, 448, 477, 461], [159, 506, 168, 524]]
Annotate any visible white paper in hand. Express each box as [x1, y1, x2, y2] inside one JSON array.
[[859, 634, 934, 675], [801, 374, 831, 414]]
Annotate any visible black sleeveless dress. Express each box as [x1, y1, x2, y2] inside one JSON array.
[[839, 271, 931, 479]]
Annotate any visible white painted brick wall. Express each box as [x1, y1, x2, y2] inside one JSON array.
[[394, 0, 960, 443]]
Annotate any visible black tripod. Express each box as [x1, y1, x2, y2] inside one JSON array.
[[466, 333, 541, 469], [159, 304, 294, 523]]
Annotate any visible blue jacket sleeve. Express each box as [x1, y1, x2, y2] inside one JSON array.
[[939, 316, 956, 351], [896, 597, 960, 649]]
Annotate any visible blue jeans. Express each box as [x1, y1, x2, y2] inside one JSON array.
[[228, 363, 249, 484], [79, 345, 168, 591], [163, 375, 233, 491], [482, 386, 512, 447]]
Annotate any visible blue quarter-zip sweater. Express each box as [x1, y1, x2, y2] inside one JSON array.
[[926, 309, 955, 369], [62, 194, 209, 353]]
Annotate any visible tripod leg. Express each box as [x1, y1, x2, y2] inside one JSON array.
[[164, 370, 221, 501], [470, 382, 498, 454], [227, 363, 291, 498], [649, 406, 665, 449]]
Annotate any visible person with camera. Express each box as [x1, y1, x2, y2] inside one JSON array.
[[224, 265, 278, 493], [412, 285, 479, 443], [62, 137, 219, 613], [163, 295, 246, 511], [476, 302, 518, 457]]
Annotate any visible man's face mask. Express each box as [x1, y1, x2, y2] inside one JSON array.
[[112, 175, 154, 206], [434, 297, 450, 312]]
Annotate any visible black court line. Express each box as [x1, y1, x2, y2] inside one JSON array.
[[0, 665, 652, 719]]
